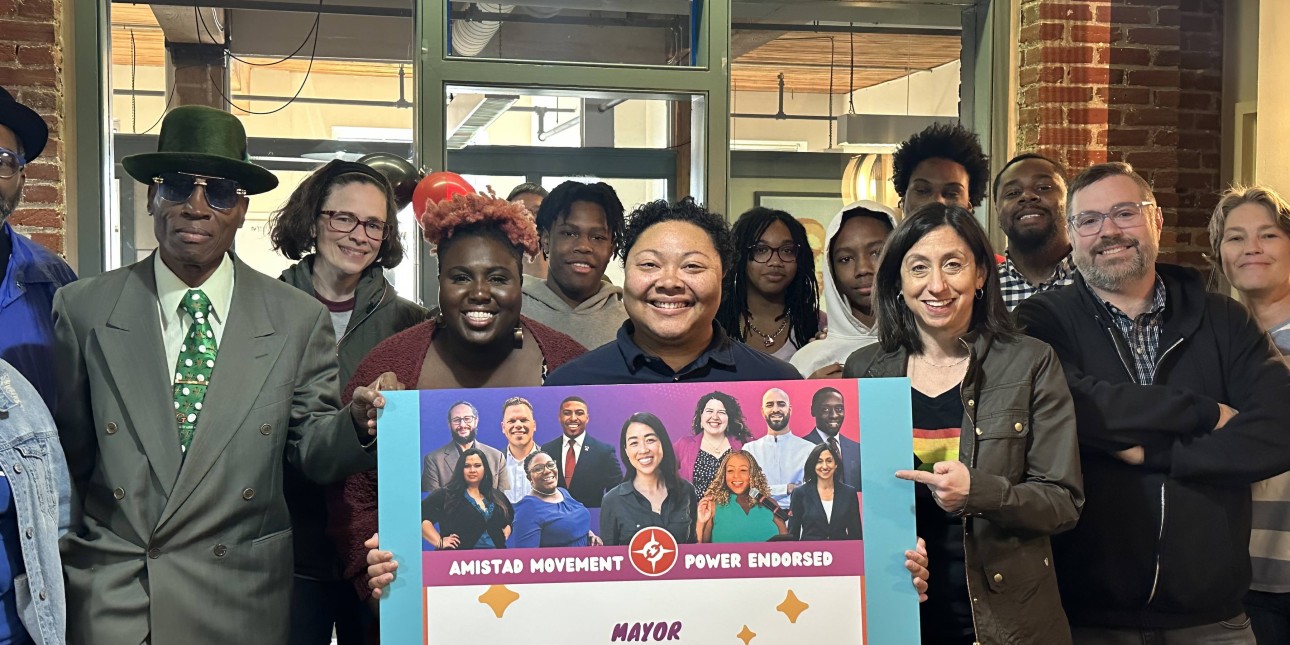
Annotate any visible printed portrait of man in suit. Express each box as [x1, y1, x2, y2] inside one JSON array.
[[541, 396, 622, 508]]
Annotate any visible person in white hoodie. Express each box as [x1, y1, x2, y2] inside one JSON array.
[[521, 180, 628, 350], [791, 201, 898, 378]]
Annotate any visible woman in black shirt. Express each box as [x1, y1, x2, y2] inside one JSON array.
[[600, 412, 697, 546], [422, 448, 514, 550]]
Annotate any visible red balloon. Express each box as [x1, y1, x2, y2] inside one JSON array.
[[412, 172, 475, 217]]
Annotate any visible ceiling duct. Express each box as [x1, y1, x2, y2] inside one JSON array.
[[835, 114, 953, 146], [447, 94, 520, 149]]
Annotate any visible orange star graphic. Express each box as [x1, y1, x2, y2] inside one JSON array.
[[777, 589, 810, 623], [477, 584, 520, 618], [737, 625, 757, 644]]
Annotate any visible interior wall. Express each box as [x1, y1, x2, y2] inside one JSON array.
[[1257, 0, 1288, 193], [1222, 0, 1259, 186]]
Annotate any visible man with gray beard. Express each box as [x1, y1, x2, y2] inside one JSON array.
[[0, 87, 76, 410], [1016, 162, 1290, 643]]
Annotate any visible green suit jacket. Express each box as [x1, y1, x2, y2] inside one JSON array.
[[53, 254, 376, 645]]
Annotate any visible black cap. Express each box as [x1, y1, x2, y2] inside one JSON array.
[[0, 86, 48, 162]]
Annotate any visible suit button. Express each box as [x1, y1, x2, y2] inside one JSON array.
[[214, 544, 227, 557], [105, 422, 118, 435], [967, 399, 975, 407], [148, 548, 161, 559], [1043, 557, 1050, 566], [974, 427, 982, 436], [993, 573, 1003, 583], [24, 528, 32, 539], [242, 488, 255, 500], [1014, 422, 1023, 432], [113, 487, 125, 500], [10, 463, 21, 474], [260, 424, 272, 436]]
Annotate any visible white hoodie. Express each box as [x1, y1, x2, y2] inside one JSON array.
[[790, 200, 899, 377]]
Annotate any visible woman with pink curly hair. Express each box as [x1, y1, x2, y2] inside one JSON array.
[[326, 192, 585, 622]]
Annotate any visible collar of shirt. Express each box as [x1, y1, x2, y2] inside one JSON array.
[[615, 321, 737, 377], [1092, 275, 1167, 326], [505, 442, 539, 465], [154, 251, 235, 329], [564, 434, 584, 453], [1000, 250, 1075, 288]]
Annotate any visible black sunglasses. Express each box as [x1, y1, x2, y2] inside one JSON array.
[[152, 172, 247, 211]]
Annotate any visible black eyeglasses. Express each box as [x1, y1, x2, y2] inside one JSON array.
[[320, 210, 390, 241], [0, 147, 25, 180], [152, 172, 246, 211], [749, 243, 801, 264]]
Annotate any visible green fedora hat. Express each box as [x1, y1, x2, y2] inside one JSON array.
[[122, 105, 278, 195]]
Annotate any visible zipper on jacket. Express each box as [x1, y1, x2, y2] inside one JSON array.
[[1142, 340, 1180, 606], [1146, 483, 1167, 605], [956, 338, 984, 642], [336, 284, 389, 350]]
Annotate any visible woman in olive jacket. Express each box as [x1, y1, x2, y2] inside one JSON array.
[[269, 159, 427, 645], [844, 203, 1083, 645]]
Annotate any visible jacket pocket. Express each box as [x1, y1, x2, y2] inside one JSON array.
[[972, 411, 1030, 481]]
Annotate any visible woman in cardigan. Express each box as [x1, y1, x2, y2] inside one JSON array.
[[327, 192, 585, 615], [673, 391, 752, 495]]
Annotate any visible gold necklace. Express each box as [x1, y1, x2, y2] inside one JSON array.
[[744, 310, 789, 347], [915, 353, 969, 368]]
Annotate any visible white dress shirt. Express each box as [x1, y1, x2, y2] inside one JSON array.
[[503, 443, 538, 503], [743, 430, 816, 509], [155, 252, 235, 375]]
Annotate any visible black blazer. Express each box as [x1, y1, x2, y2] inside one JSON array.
[[788, 481, 862, 541], [541, 434, 622, 508], [422, 488, 513, 549], [805, 429, 861, 489]]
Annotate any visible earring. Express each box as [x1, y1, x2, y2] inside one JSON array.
[[975, 288, 984, 300], [432, 310, 444, 326], [514, 324, 525, 348]]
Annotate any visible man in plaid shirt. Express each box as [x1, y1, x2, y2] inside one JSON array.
[[994, 153, 1077, 310]]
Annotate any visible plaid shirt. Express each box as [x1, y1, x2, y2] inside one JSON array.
[[1091, 276, 1167, 385], [998, 251, 1077, 311]]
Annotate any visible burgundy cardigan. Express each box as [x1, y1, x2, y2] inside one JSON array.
[[326, 316, 586, 600]]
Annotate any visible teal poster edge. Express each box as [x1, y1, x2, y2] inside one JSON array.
[[378, 389, 424, 642], [859, 377, 921, 645]]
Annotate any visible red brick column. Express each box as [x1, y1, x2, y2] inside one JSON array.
[[0, 0, 66, 255], [1017, 0, 1224, 269]]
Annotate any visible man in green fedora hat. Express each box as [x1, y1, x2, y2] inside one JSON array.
[[52, 105, 397, 645]]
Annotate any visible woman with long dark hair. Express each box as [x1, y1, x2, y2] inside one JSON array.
[[845, 203, 1082, 644], [421, 447, 514, 550], [716, 207, 821, 361], [673, 391, 752, 495], [600, 412, 698, 545], [788, 442, 861, 540]]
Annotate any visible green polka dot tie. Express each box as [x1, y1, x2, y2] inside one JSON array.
[[173, 289, 218, 451]]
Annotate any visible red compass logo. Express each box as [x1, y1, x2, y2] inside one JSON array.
[[628, 527, 679, 577]]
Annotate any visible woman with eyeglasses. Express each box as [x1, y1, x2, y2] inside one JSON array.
[[674, 391, 752, 496], [716, 207, 822, 361], [507, 450, 601, 549], [265, 159, 428, 645]]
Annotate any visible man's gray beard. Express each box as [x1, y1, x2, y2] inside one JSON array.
[[0, 193, 15, 228], [1077, 250, 1150, 291]]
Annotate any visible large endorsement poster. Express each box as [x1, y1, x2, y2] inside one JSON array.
[[377, 378, 918, 644]]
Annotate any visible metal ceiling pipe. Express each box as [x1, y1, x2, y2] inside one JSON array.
[[452, 3, 515, 57]]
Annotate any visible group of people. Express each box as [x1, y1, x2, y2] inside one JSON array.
[[407, 384, 864, 554], [0, 74, 1288, 645]]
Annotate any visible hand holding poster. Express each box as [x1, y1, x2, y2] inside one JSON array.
[[376, 378, 918, 644]]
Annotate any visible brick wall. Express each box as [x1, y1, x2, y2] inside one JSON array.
[[1017, 0, 1225, 269], [0, 0, 66, 255]]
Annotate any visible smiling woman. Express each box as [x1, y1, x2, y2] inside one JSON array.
[[326, 192, 587, 609], [544, 198, 802, 386]]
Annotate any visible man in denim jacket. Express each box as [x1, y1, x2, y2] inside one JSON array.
[[0, 359, 70, 644]]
